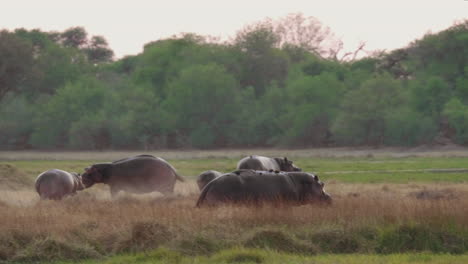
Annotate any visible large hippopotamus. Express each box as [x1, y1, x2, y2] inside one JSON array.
[[35, 169, 84, 200], [196, 170, 331, 207], [81, 155, 185, 197], [237, 155, 301, 172], [196, 170, 223, 191]]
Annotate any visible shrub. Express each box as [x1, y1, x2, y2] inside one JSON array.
[[116, 222, 173, 253], [244, 230, 317, 255], [177, 235, 225, 256], [377, 224, 467, 254]]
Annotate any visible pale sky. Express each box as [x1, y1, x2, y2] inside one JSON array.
[[1, 0, 467, 59]]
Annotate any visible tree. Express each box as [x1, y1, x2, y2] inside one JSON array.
[[409, 77, 451, 118], [12, 28, 91, 97], [406, 20, 468, 83], [280, 73, 345, 146], [0, 30, 35, 101], [443, 98, 468, 144], [0, 94, 36, 148], [84, 35, 114, 64], [60, 27, 88, 49], [273, 13, 342, 59], [29, 76, 109, 148], [162, 63, 240, 148], [234, 23, 289, 96], [332, 75, 404, 145]]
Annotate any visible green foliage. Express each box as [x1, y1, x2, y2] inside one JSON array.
[[410, 77, 451, 118], [163, 63, 240, 148], [384, 107, 437, 146], [1, 20, 468, 149], [443, 98, 468, 144], [29, 76, 109, 148], [332, 75, 405, 145], [0, 30, 35, 100], [377, 224, 467, 254], [244, 230, 317, 255], [280, 73, 344, 146], [0, 95, 36, 148], [177, 235, 225, 256]]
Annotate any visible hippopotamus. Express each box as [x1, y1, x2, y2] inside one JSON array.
[[196, 170, 331, 207], [35, 169, 84, 200], [236, 155, 301, 172], [81, 155, 185, 197], [196, 170, 223, 191]]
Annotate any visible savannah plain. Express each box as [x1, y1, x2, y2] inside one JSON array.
[[1, 147, 468, 263]]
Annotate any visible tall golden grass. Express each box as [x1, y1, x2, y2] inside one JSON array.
[[1, 182, 467, 238], [1, 181, 468, 261]]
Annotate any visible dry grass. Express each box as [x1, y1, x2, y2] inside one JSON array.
[[2, 149, 468, 261], [1, 182, 468, 241], [0, 181, 468, 261]]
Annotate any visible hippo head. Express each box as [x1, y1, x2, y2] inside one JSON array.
[[276, 157, 302, 172], [71, 172, 85, 191], [81, 164, 109, 188], [299, 173, 332, 204]]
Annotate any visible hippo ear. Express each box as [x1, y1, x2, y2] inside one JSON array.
[[284, 157, 288, 162], [314, 174, 319, 181]]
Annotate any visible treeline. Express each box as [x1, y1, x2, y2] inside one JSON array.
[[0, 14, 467, 149]]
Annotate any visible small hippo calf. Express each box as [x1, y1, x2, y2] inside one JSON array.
[[197, 170, 223, 191], [35, 169, 84, 200]]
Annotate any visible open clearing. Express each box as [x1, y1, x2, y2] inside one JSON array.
[[1, 148, 468, 263]]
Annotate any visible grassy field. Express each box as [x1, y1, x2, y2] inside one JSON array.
[[1, 148, 468, 263], [53, 248, 468, 264]]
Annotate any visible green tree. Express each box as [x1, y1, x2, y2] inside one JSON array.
[[0, 30, 35, 100], [280, 73, 345, 146], [0, 95, 37, 148], [162, 63, 240, 148], [234, 23, 289, 96], [409, 77, 451, 118], [332, 75, 404, 145], [443, 98, 468, 144], [60, 27, 88, 48], [84, 35, 114, 64], [407, 20, 468, 83], [13, 28, 90, 97], [29, 76, 108, 148]]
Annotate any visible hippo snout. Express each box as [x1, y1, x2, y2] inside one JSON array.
[[294, 167, 302, 172], [321, 191, 332, 204]]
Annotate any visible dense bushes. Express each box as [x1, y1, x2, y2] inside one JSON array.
[[0, 20, 467, 149]]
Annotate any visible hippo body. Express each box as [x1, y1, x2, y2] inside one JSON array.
[[81, 155, 185, 197], [196, 170, 331, 207], [236, 155, 301, 172], [35, 169, 84, 200], [196, 170, 223, 191]]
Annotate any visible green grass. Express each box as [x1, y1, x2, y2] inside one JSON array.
[[6, 156, 468, 183], [48, 248, 468, 264]]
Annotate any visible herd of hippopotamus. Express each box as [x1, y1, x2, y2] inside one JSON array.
[[35, 154, 332, 206]]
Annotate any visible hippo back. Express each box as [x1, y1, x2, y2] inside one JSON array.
[[236, 156, 281, 171], [35, 169, 80, 200], [83, 155, 185, 196]]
